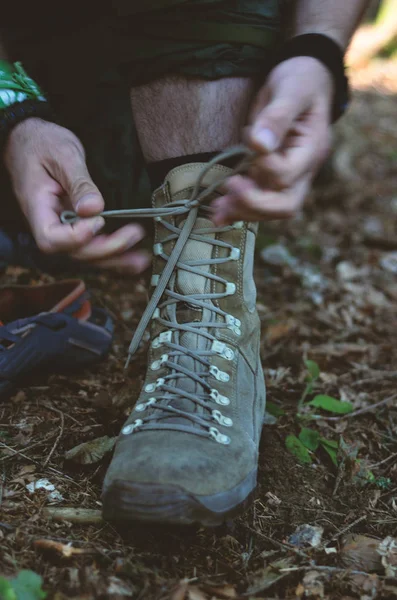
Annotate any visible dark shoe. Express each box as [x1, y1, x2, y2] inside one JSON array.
[[0, 279, 113, 398], [102, 152, 265, 526]]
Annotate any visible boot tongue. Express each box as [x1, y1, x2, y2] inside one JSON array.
[[155, 163, 232, 425]]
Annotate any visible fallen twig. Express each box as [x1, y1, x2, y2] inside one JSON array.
[[279, 564, 373, 576], [323, 515, 367, 547], [370, 451, 397, 469], [245, 525, 310, 559], [43, 408, 65, 467], [43, 507, 103, 524]]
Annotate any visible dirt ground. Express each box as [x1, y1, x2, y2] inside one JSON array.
[[0, 56, 397, 599]]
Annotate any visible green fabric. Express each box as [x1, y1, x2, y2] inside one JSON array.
[[0, 0, 281, 224]]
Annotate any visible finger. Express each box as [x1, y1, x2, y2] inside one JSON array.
[[70, 224, 145, 261], [250, 135, 316, 190], [247, 71, 314, 155], [31, 198, 105, 254], [48, 143, 105, 216], [248, 96, 310, 155], [212, 176, 310, 224], [90, 250, 151, 274]]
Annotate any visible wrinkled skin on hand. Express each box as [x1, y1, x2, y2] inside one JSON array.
[[212, 57, 333, 224], [4, 119, 150, 273]]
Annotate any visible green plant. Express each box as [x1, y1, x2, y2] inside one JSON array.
[[286, 360, 354, 465], [0, 570, 47, 600], [297, 359, 320, 409]]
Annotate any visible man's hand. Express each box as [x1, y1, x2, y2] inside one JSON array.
[[212, 57, 333, 224], [4, 119, 150, 273]]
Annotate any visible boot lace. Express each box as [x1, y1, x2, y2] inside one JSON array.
[[62, 146, 254, 443]]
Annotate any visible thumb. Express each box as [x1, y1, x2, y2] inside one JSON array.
[[249, 93, 309, 154], [52, 144, 105, 217]]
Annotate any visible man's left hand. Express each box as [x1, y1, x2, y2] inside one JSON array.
[[212, 56, 333, 224]]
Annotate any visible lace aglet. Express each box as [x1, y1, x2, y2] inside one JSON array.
[[124, 353, 132, 369]]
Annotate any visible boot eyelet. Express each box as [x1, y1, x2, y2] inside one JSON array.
[[212, 410, 233, 427], [209, 427, 230, 445], [151, 354, 168, 370], [211, 340, 235, 361], [209, 366, 230, 382], [233, 221, 244, 229], [230, 247, 240, 260], [145, 378, 165, 393], [136, 398, 156, 412], [210, 389, 230, 406], [122, 419, 143, 435], [225, 283, 236, 296], [226, 314, 241, 336], [152, 331, 172, 349], [153, 243, 163, 256]]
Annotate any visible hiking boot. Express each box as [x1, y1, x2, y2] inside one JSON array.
[[102, 149, 266, 526]]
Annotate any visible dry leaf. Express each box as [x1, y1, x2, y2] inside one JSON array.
[[65, 435, 117, 464], [266, 319, 296, 343], [341, 534, 383, 572], [378, 536, 397, 577]]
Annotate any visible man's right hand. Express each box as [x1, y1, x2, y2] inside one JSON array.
[[3, 118, 150, 273]]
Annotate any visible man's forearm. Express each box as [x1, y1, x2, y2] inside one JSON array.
[[291, 0, 371, 49]]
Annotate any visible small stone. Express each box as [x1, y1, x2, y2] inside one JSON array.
[[260, 244, 297, 268], [380, 251, 397, 275], [288, 524, 323, 548]]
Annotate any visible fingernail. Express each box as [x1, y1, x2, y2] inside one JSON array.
[[253, 128, 278, 152], [92, 217, 105, 234]]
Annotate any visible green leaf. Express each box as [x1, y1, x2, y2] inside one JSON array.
[[375, 476, 392, 490], [0, 577, 17, 600], [319, 437, 338, 449], [266, 401, 285, 418], [309, 395, 353, 414], [285, 434, 312, 464], [9, 570, 47, 600], [304, 360, 320, 381], [299, 428, 320, 451], [320, 442, 338, 466]]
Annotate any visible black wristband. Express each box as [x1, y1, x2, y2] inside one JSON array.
[[0, 99, 58, 155], [269, 33, 350, 122]]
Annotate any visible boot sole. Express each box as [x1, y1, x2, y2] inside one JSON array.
[[102, 467, 257, 527]]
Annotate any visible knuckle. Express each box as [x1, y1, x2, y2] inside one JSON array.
[[272, 171, 291, 189], [57, 139, 84, 162], [70, 176, 96, 199]]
